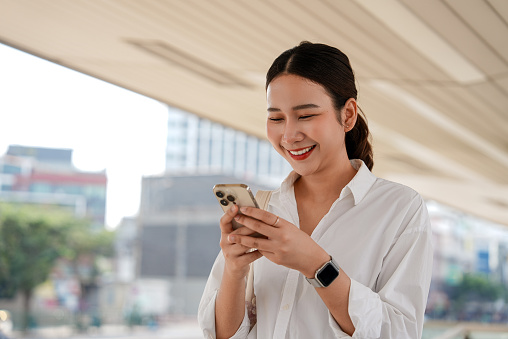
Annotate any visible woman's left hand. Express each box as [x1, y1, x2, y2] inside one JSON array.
[[228, 207, 329, 277]]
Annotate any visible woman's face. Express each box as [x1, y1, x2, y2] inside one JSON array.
[[266, 74, 353, 177]]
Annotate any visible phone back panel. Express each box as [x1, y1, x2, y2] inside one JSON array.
[[213, 184, 259, 230]]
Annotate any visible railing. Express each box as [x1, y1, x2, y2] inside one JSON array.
[[424, 320, 508, 339]]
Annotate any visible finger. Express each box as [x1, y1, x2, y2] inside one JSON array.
[[223, 245, 263, 265], [225, 242, 258, 257], [219, 204, 239, 233], [240, 206, 280, 227], [228, 234, 275, 253], [234, 214, 278, 239], [230, 225, 260, 237], [221, 231, 254, 251], [234, 249, 263, 267]]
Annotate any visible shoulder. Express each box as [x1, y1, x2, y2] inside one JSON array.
[[368, 177, 430, 235], [370, 176, 421, 205]]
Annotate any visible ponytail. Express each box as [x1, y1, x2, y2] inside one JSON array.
[[345, 108, 373, 170]]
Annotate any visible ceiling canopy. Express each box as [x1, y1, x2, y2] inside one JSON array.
[[1, 0, 507, 226]]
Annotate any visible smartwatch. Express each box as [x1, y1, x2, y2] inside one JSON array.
[[305, 256, 340, 288]]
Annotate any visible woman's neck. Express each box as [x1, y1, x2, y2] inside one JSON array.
[[294, 158, 357, 204]]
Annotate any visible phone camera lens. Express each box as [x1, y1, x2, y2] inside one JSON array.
[[216, 191, 225, 198], [220, 199, 228, 206], [227, 195, 235, 202]]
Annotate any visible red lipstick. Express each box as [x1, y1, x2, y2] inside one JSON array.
[[286, 145, 316, 160]]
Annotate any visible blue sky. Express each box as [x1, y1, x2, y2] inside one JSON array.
[[0, 43, 168, 228]]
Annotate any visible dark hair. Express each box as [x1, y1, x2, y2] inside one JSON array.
[[266, 41, 374, 170]]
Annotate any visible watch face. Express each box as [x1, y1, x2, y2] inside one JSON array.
[[317, 262, 339, 287]]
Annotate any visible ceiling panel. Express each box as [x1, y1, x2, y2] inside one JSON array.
[[446, 0, 508, 65], [489, 0, 508, 22], [427, 86, 508, 145], [0, 0, 507, 226], [470, 82, 508, 117], [496, 76, 508, 95], [170, 0, 273, 67], [303, 0, 454, 83], [326, 0, 454, 82], [404, 0, 508, 76]]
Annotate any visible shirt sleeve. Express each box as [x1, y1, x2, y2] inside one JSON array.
[[332, 195, 433, 339], [197, 251, 252, 339]]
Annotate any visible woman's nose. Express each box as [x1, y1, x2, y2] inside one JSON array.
[[282, 121, 304, 144]]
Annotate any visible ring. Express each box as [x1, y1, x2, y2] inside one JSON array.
[[271, 216, 280, 226]]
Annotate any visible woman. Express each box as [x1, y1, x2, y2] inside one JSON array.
[[198, 42, 433, 338]]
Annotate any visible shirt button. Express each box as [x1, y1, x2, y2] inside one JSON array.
[[282, 304, 290, 311]]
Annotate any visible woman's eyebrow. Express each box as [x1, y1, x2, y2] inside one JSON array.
[[292, 103, 320, 110], [267, 103, 320, 112]]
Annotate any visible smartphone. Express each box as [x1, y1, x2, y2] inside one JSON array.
[[213, 184, 259, 231]]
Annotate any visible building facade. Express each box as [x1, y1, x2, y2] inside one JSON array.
[[0, 145, 107, 229], [123, 107, 291, 316], [166, 106, 292, 185], [132, 173, 272, 315]]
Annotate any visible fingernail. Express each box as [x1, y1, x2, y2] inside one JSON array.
[[240, 207, 247, 213], [234, 215, 240, 221], [228, 235, 236, 243], [230, 204, 237, 213]]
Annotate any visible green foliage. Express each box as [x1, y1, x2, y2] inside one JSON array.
[[0, 203, 115, 298], [0, 204, 70, 297], [450, 272, 508, 303], [0, 203, 116, 331], [63, 221, 116, 284], [65, 223, 116, 259]]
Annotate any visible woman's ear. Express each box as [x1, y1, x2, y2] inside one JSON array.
[[342, 98, 358, 132]]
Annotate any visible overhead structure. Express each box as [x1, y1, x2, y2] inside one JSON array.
[[1, 0, 507, 226]]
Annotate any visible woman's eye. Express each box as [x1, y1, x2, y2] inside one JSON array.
[[269, 117, 283, 122], [299, 115, 315, 120]]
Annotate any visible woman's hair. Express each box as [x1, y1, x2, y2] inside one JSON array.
[[266, 41, 374, 170]]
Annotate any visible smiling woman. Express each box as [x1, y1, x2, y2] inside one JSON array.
[[199, 42, 433, 339]]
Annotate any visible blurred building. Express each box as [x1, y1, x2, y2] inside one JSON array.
[[429, 201, 508, 285], [0, 145, 107, 229], [96, 216, 138, 324], [0, 145, 109, 328], [426, 201, 508, 321], [166, 107, 292, 185], [127, 173, 272, 316], [115, 217, 138, 284], [119, 107, 289, 316]]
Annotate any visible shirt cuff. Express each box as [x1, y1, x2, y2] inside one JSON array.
[[229, 307, 251, 339], [199, 288, 251, 339], [348, 279, 382, 338], [327, 312, 352, 338]]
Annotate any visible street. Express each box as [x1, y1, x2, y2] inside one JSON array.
[[10, 321, 202, 339]]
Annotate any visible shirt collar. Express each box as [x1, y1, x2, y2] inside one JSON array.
[[279, 159, 377, 206], [343, 159, 377, 205]]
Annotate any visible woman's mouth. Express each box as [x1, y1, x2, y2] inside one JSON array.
[[287, 145, 316, 160]]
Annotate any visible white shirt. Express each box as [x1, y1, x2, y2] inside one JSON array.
[[198, 160, 433, 339]]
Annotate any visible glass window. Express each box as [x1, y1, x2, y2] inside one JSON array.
[[2, 164, 21, 174]]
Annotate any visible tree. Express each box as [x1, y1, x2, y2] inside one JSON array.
[[63, 220, 115, 328], [0, 203, 72, 330], [0, 203, 115, 332], [447, 272, 508, 321], [451, 273, 507, 302]]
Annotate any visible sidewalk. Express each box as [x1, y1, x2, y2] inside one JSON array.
[[10, 320, 202, 339]]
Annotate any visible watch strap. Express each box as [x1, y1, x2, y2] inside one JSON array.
[[306, 275, 325, 288]]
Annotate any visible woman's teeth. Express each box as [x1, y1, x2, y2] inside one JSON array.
[[289, 145, 315, 155]]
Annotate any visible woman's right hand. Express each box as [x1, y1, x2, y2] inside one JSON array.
[[219, 204, 263, 280]]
